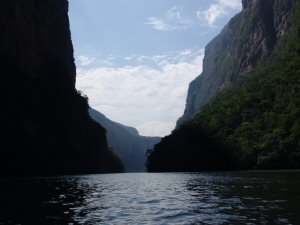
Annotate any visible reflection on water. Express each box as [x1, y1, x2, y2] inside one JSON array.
[[0, 172, 299, 224], [0, 177, 83, 224]]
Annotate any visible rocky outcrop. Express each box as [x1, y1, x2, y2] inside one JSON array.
[[0, 0, 123, 176], [0, 0, 75, 87], [148, 0, 300, 172], [90, 109, 161, 172], [177, 0, 296, 126]]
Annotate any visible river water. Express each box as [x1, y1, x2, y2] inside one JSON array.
[[0, 171, 299, 224]]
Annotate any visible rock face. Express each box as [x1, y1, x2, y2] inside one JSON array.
[[147, 0, 300, 172], [0, 0, 123, 176], [0, 0, 75, 87], [89, 109, 161, 172], [177, 0, 296, 126]]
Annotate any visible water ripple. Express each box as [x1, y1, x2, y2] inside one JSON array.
[[0, 172, 299, 224]]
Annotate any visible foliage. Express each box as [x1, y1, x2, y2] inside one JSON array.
[[147, 1, 300, 172], [146, 123, 235, 172]]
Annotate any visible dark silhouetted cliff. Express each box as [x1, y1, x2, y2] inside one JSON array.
[[0, 0, 123, 176]]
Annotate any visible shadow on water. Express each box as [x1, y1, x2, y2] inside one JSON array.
[[0, 176, 100, 224], [0, 172, 299, 224], [185, 171, 300, 225]]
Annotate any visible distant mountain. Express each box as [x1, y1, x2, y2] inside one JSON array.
[[89, 109, 161, 172], [147, 0, 300, 172]]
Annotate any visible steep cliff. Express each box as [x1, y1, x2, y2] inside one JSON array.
[[147, 0, 300, 172], [89, 109, 160, 172], [0, 0, 123, 176], [178, 0, 296, 125]]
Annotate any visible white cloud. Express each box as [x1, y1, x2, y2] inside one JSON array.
[[167, 6, 182, 21], [99, 55, 115, 66], [123, 48, 201, 65], [77, 54, 117, 67], [78, 55, 96, 66], [197, 4, 227, 26], [167, 6, 193, 25], [221, 0, 242, 9], [197, 0, 242, 26], [180, 49, 192, 56], [146, 17, 174, 31], [146, 6, 193, 31], [146, 2, 241, 31], [137, 121, 175, 137], [76, 48, 204, 137], [124, 55, 136, 61]]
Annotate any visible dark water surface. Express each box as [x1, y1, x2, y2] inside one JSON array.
[[0, 171, 299, 224]]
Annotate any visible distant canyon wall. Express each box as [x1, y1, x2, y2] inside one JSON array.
[[90, 109, 160, 172]]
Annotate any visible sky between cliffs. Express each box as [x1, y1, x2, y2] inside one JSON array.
[[69, 0, 242, 137]]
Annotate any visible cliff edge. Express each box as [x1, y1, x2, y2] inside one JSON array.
[[178, 0, 296, 126], [0, 0, 123, 176]]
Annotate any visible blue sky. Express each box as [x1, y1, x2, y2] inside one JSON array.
[[69, 0, 242, 137]]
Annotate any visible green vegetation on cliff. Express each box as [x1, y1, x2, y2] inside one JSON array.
[[177, 0, 295, 125], [147, 1, 300, 172]]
